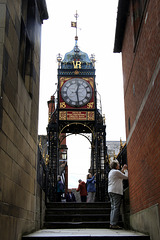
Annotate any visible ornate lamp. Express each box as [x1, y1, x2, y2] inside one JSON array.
[[57, 53, 62, 69]]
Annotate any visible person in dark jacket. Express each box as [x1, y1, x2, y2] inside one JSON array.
[[86, 173, 96, 202], [76, 179, 87, 202], [57, 175, 64, 202], [65, 189, 76, 202]]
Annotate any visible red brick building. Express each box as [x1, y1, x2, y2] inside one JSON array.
[[114, 1, 160, 239]]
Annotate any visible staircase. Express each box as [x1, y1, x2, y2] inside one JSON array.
[[22, 202, 150, 240], [44, 202, 112, 229]]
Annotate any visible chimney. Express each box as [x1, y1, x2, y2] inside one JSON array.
[[48, 96, 55, 122]]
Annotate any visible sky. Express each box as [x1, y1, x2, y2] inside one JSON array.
[[38, 0, 126, 188]]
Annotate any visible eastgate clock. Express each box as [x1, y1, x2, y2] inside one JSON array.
[[61, 78, 92, 107]]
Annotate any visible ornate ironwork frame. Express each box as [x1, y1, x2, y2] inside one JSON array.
[[46, 59, 108, 202]]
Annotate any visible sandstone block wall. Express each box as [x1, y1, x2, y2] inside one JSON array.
[[0, 1, 48, 239]]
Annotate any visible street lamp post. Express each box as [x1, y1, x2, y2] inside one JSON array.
[[62, 150, 67, 161], [59, 147, 68, 194]]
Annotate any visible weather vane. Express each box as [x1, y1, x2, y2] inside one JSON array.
[[71, 10, 79, 48]]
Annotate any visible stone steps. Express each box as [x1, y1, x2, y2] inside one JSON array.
[[22, 202, 150, 239], [22, 229, 150, 240], [44, 202, 113, 229]]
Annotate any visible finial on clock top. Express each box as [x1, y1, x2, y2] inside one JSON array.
[[71, 10, 79, 51]]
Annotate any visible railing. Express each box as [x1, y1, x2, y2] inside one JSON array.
[[37, 146, 47, 192], [96, 91, 102, 115]]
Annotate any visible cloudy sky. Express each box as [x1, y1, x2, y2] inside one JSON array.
[[38, 0, 126, 188]]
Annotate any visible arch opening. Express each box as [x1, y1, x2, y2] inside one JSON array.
[[66, 134, 91, 188]]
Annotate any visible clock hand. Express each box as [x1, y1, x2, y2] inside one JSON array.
[[68, 85, 77, 97], [75, 83, 80, 103]]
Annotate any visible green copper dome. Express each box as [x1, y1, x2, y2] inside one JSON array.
[[61, 46, 94, 69]]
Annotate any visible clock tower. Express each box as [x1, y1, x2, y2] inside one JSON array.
[[47, 13, 107, 202], [58, 45, 96, 123]]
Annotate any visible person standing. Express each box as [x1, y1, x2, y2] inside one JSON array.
[[76, 179, 87, 202], [65, 189, 76, 202], [108, 160, 128, 229], [57, 175, 65, 202], [86, 173, 96, 202]]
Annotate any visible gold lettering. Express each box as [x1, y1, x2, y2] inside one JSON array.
[[59, 111, 66, 120], [60, 102, 66, 108], [87, 102, 94, 109], [72, 61, 82, 69]]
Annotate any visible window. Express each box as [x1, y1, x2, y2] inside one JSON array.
[[132, 0, 148, 46], [128, 117, 131, 132], [18, 0, 36, 97]]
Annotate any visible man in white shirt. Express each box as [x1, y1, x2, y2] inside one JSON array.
[[108, 160, 128, 229]]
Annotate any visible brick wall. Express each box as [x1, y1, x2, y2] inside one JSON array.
[[121, 0, 160, 217]]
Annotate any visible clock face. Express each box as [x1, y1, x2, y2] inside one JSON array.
[[61, 78, 93, 107]]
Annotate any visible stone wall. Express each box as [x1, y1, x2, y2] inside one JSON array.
[[0, 1, 48, 239], [130, 204, 160, 240], [35, 184, 46, 229]]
